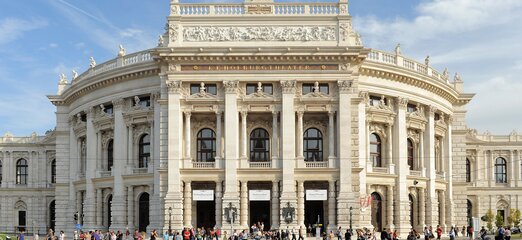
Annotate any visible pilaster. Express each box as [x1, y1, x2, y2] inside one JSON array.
[[394, 97, 410, 236], [272, 181, 280, 229], [111, 98, 127, 231], [424, 105, 438, 226], [240, 181, 248, 228], [84, 107, 97, 230]]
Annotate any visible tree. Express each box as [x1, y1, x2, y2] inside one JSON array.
[[495, 212, 505, 228], [509, 209, 521, 227], [481, 209, 495, 232]]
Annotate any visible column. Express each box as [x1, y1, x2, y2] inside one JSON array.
[[419, 131, 425, 176], [215, 111, 222, 160], [297, 181, 305, 227], [296, 110, 304, 159], [440, 191, 446, 229], [215, 181, 223, 227], [386, 185, 394, 229], [490, 152, 495, 187], [184, 111, 192, 159], [510, 150, 516, 187], [272, 111, 279, 165], [418, 188, 425, 229], [484, 151, 489, 187], [387, 124, 393, 168], [76, 191, 83, 223], [393, 97, 409, 236], [280, 80, 297, 228], [127, 124, 134, 167], [127, 186, 134, 229], [444, 117, 454, 227], [165, 79, 184, 229], [328, 111, 336, 165], [240, 181, 248, 227], [222, 80, 240, 229], [111, 98, 127, 230], [336, 80, 354, 229], [84, 107, 96, 229], [424, 105, 437, 227], [183, 181, 192, 227], [327, 181, 336, 230], [241, 111, 248, 159], [272, 181, 280, 229], [97, 131, 102, 170], [96, 189, 103, 227]]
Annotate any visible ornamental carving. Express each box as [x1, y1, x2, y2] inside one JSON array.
[[47, 151, 56, 161], [101, 131, 114, 149], [166, 80, 182, 94], [12, 151, 29, 160], [369, 124, 387, 138], [133, 124, 151, 143], [112, 98, 125, 109], [396, 97, 408, 108], [407, 129, 420, 143], [408, 103, 425, 119], [183, 26, 337, 42], [280, 80, 296, 94], [337, 80, 352, 93], [359, 91, 369, 104], [168, 23, 179, 43], [339, 23, 351, 42], [223, 81, 239, 94], [192, 118, 217, 133]]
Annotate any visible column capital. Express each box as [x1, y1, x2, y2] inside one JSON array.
[[396, 97, 408, 109], [166, 80, 182, 93], [359, 91, 369, 104], [85, 106, 96, 117], [184, 110, 192, 118], [328, 110, 335, 117], [112, 98, 125, 110], [337, 80, 353, 94], [296, 108, 304, 117], [280, 80, 296, 94], [428, 105, 438, 116], [223, 80, 239, 93], [240, 110, 248, 118], [271, 110, 279, 116]]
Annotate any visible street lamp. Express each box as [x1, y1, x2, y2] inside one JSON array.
[[349, 206, 353, 232], [168, 207, 172, 236]]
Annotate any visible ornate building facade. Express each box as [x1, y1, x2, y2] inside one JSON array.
[[1, 0, 521, 236]]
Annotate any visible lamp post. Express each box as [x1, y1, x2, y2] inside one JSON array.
[[349, 206, 353, 231], [168, 207, 172, 236]]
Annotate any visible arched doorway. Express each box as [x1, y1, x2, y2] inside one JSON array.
[[467, 200, 472, 225], [49, 200, 56, 231], [107, 195, 113, 228], [371, 192, 382, 231], [139, 193, 150, 232]]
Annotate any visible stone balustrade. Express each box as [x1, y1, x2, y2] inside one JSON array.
[[192, 161, 216, 168], [305, 161, 328, 168], [174, 2, 341, 16], [249, 161, 271, 168]]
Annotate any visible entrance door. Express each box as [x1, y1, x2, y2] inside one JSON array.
[[139, 193, 150, 232], [197, 201, 216, 229], [19, 211, 26, 231], [371, 193, 382, 232], [304, 201, 324, 235], [107, 195, 113, 228], [49, 200, 56, 231], [249, 201, 270, 231]]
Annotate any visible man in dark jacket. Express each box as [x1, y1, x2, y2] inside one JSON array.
[[381, 228, 390, 240], [345, 230, 352, 240]]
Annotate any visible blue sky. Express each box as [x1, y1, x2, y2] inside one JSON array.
[[0, 0, 521, 136]]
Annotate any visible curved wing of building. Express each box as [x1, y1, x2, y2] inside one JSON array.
[[0, 0, 520, 237]]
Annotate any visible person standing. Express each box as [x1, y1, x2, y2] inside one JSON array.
[[345, 230, 352, 240], [436, 225, 442, 240], [449, 227, 455, 240], [380, 228, 388, 240], [505, 227, 511, 240]]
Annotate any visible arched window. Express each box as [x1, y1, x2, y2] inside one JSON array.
[[107, 139, 114, 170], [250, 128, 270, 162], [138, 134, 150, 168], [495, 157, 507, 183], [303, 128, 323, 162], [49, 200, 56, 231], [138, 193, 150, 232], [466, 158, 471, 182], [51, 159, 56, 184], [407, 138, 414, 170], [16, 159, 28, 185], [467, 199, 473, 225], [197, 128, 216, 162], [370, 133, 382, 167]]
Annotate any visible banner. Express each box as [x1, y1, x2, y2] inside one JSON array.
[[306, 189, 327, 201], [193, 190, 214, 201], [249, 190, 271, 201]]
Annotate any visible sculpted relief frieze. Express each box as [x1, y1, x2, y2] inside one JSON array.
[[183, 26, 337, 42]]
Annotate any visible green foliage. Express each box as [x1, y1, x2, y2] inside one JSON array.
[[512, 209, 522, 227], [483, 209, 495, 232], [496, 212, 505, 228]]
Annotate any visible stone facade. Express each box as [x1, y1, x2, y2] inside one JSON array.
[[0, 0, 521, 237]]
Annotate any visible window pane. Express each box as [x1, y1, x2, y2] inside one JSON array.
[[207, 84, 217, 95], [264, 85, 273, 94], [190, 84, 199, 95], [246, 84, 256, 95], [319, 84, 329, 94]]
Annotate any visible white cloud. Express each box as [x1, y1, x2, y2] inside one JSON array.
[[353, 0, 522, 133], [0, 18, 48, 45]]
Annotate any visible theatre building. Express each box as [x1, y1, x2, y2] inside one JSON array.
[[0, 0, 522, 237]]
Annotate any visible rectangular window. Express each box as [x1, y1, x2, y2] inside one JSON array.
[[407, 104, 417, 113], [434, 113, 441, 120], [190, 84, 217, 95], [104, 105, 113, 115], [246, 83, 273, 95], [369, 96, 385, 107], [139, 96, 151, 107], [302, 83, 329, 94]]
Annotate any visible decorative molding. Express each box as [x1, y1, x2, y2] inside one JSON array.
[[396, 97, 408, 108], [112, 98, 125, 109], [337, 80, 352, 93], [280, 80, 296, 94], [168, 23, 179, 43], [339, 23, 351, 42], [223, 80, 239, 94], [182, 26, 336, 42], [369, 123, 387, 138], [166, 80, 182, 94], [101, 131, 114, 149], [12, 151, 29, 160]]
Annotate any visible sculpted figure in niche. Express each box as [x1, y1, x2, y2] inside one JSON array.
[[158, 35, 164, 46], [99, 104, 105, 114], [134, 96, 141, 107]]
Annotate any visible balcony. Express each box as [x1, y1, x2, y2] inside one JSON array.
[[99, 171, 112, 178], [372, 167, 389, 174], [192, 161, 215, 168], [409, 170, 422, 177], [133, 168, 148, 174], [249, 161, 271, 168], [305, 161, 328, 168]]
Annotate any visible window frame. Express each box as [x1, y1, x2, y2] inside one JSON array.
[[303, 128, 323, 162], [138, 134, 151, 168], [407, 138, 414, 170], [466, 158, 471, 182], [246, 83, 273, 95], [190, 83, 217, 95], [249, 128, 270, 162], [107, 139, 114, 171], [495, 157, 507, 183], [302, 83, 329, 94], [16, 159, 28, 185], [370, 133, 382, 167], [51, 159, 56, 184], [196, 128, 216, 162]]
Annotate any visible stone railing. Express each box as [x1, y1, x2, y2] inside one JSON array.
[[373, 167, 389, 174], [0, 135, 46, 144], [133, 168, 148, 174], [192, 161, 216, 168], [249, 161, 271, 168], [72, 50, 153, 85], [366, 49, 451, 86], [175, 2, 341, 16], [305, 161, 328, 168], [99, 171, 112, 178], [409, 170, 422, 176]]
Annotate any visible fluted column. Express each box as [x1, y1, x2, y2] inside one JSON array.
[[272, 111, 279, 163], [296, 110, 304, 159], [272, 181, 280, 229], [84, 107, 96, 229], [327, 181, 336, 230], [387, 185, 394, 229], [184, 111, 192, 159], [387, 124, 393, 167], [97, 131, 102, 170], [418, 188, 425, 229], [127, 186, 134, 229], [240, 181, 248, 227], [111, 98, 127, 230], [215, 181, 223, 227], [328, 111, 335, 166], [419, 130, 425, 176], [184, 181, 192, 227], [241, 111, 248, 159], [510, 150, 516, 186], [96, 189, 103, 227], [444, 116, 453, 227], [297, 181, 305, 227]]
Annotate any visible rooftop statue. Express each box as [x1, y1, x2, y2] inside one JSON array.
[[395, 43, 401, 55], [72, 70, 78, 80], [59, 73, 68, 84], [89, 57, 96, 69], [118, 44, 126, 57]]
